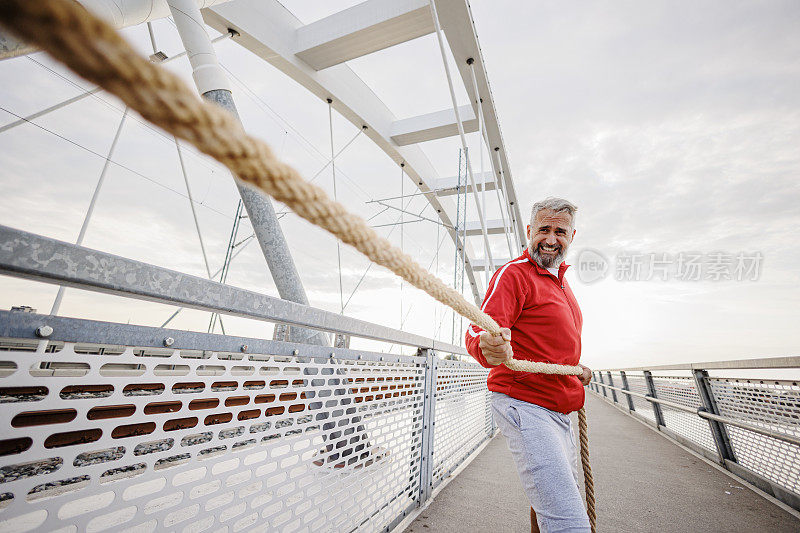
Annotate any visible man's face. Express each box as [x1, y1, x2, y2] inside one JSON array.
[[527, 209, 576, 269]]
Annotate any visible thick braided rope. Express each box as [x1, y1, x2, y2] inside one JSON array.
[[577, 407, 596, 532], [0, 1, 595, 529]]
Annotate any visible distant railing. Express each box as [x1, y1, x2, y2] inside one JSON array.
[[589, 359, 800, 512], [0, 225, 493, 532]]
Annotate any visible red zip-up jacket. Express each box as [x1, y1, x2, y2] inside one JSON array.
[[465, 248, 584, 414]]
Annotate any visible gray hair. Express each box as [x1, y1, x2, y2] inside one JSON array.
[[530, 197, 578, 230]]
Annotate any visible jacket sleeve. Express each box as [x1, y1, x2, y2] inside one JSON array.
[[465, 264, 527, 368]]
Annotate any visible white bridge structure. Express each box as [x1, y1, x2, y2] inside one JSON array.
[[0, 1, 524, 531], [3, 2, 798, 533]]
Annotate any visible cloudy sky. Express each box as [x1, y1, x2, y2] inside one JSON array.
[[0, 0, 798, 370]]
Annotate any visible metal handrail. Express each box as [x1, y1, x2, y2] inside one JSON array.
[[0, 224, 466, 354], [593, 380, 800, 447], [601, 356, 800, 372]]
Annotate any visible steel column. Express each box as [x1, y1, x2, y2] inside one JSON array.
[[166, 0, 324, 345], [619, 370, 636, 411], [598, 371, 607, 398], [418, 349, 438, 505], [693, 369, 737, 464], [644, 370, 666, 427], [606, 371, 618, 404]]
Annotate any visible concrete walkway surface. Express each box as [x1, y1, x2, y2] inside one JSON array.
[[405, 393, 800, 533]]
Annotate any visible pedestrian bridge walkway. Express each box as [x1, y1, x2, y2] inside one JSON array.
[[406, 393, 800, 532]]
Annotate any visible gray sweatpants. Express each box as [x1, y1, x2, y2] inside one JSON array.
[[491, 392, 590, 533]]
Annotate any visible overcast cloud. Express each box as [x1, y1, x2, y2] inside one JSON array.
[[0, 1, 798, 369]]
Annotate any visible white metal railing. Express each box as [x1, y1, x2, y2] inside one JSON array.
[[0, 222, 493, 532], [590, 359, 800, 512], [0, 313, 492, 532]]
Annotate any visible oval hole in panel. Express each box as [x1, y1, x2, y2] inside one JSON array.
[[112, 422, 156, 439], [60, 384, 113, 400], [0, 509, 47, 532], [57, 490, 115, 520], [0, 386, 48, 403], [99, 363, 145, 377], [172, 382, 204, 395], [197, 365, 225, 376], [188, 398, 219, 411], [122, 477, 166, 501], [73, 446, 125, 467], [123, 383, 164, 397], [27, 475, 90, 502], [87, 404, 136, 420], [153, 365, 189, 377], [0, 437, 32, 457], [44, 429, 102, 449], [163, 417, 198, 432], [242, 380, 265, 390], [143, 401, 182, 415]]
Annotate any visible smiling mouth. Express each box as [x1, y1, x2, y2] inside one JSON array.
[[539, 244, 560, 254]]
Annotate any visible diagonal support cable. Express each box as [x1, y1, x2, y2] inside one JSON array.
[[50, 107, 129, 315]]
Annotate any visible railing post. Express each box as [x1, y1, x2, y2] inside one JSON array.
[[607, 371, 618, 403], [619, 370, 636, 411], [644, 370, 666, 427], [693, 369, 737, 464], [598, 372, 608, 398], [418, 349, 438, 506]]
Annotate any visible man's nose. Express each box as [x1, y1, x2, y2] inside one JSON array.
[[545, 234, 557, 245]]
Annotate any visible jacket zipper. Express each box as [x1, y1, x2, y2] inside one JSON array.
[[554, 274, 579, 330]]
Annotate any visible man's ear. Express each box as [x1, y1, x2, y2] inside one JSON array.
[[526, 224, 531, 239], [571, 229, 576, 241]]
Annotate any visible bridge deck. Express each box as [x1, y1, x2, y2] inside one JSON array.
[[405, 393, 800, 532]]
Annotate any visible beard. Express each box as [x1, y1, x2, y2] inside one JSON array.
[[528, 240, 568, 269]]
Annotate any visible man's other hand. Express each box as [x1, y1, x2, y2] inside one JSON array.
[[578, 364, 592, 386], [479, 328, 513, 366]]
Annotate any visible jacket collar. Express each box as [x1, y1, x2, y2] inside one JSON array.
[[522, 248, 570, 280]]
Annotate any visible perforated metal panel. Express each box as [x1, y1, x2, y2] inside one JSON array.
[[709, 378, 800, 495], [622, 373, 656, 423], [430, 360, 491, 489], [0, 337, 430, 532], [652, 376, 715, 453]]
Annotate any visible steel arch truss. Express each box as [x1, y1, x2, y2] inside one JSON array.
[[203, 0, 524, 303]]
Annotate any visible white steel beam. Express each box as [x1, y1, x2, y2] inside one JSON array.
[[0, 0, 234, 59], [433, 0, 526, 249], [464, 219, 506, 237], [470, 258, 512, 272], [390, 104, 477, 146], [203, 0, 487, 303], [294, 0, 434, 70], [432, 171, 495, 197]]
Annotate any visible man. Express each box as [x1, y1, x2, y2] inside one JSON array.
[[465, 197, 592, 533]]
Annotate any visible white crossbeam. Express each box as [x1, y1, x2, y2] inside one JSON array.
[[294, 0, 434, 70], [432, 171, 496, 196], [390, 104, 477, 146], [470, 257, 512, 272], [464, 219, 506, 236]]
